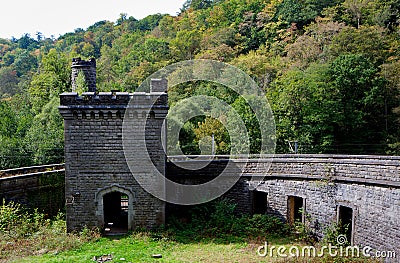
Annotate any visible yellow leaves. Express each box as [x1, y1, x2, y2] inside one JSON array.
[[194, 116, 229, 154], [263, 0, 283, 18], [206, 5, 229, 28]]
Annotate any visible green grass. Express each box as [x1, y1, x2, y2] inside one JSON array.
[[12, 232, 306, 263], [0, 200, 381, 263], [12, 232, 380, 263]]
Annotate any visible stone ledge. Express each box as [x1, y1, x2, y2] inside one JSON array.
[[0, 169, 65, 181], [167, 155, 400, 166], [60, 92, 167, 106], [167, 155, 400, 186]]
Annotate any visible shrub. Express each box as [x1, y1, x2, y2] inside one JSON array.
[[245, 214, 289, 237], [292, 210, 318, 245], [0, 199, 22, 233], [0, 200, 100, 261], [322, 221, 350, 246], [0, 200, 53, 239], [168, 199, 289, 241]]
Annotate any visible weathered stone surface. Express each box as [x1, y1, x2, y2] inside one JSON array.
[[167, 155, 400, 259], [2, 149, 399, 259], [59, 81, 168, 232], [0, 170, 65, 216], [71, 58, 96, 92], [59, 60, 399, 259]]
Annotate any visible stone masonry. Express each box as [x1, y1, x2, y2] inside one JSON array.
[[58, 58, 399, 261], [167, 155, 400, 260], [59, 58, 168, 232], [0, 167, 64, 216], [71, 58, 96, 92]]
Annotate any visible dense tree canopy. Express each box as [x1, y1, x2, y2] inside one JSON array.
[[0, 0, 400, 168]]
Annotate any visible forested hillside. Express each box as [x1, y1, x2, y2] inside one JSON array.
[[1, 0, 399, 169]]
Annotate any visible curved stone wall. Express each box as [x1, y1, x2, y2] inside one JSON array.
[[167, 154, 400, 258], [2, 154, 398, 258]]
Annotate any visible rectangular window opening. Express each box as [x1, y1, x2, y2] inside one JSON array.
[[252, 190, 268, 215], [337, 205, 354, 245]]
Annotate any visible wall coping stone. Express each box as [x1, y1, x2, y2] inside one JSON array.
[[168, 154, 400, 165], [167, 154, 400, 188], [0, 169, 65, 181]]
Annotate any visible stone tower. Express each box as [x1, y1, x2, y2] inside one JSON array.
[[71, 57, 97, 92], [59, 58, 168, 232]]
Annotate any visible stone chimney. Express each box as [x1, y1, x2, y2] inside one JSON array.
[[71, 58, 96, 92], [150, 78, 168, 93]]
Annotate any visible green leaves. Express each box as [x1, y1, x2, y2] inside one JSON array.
[[269, 63, 337, 153], [194, 116, 230, 154], [0, 96, 34, 169], [268, 54, 390, 154], [24, 97, 64, 165], [275, 0, 340, 28], [170, 30, 202, 61], [183, 0, 214, 10], [0, 0, 399, 165], [28, 49, 70, 114], [328, 54, 388, 152], [328, 26, 391, 64]]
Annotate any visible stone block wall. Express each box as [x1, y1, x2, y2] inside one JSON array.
[[59, 81, 168, 232], [166, 159, 253, 216], [71, 58, 96, 92], [0, 170, 65, 216], [255, 155, 400, 258], [166, 155, 400, 258]]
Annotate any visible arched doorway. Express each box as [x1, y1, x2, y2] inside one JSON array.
[[103, 192, 128, 233], [95, 185, 134, 234]]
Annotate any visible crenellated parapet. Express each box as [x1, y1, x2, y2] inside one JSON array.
[[60, 91, 167, 107], [59, 80, 168, 120]]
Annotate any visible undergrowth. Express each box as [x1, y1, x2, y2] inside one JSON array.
[[0, 199, 380, 263], [165, 199, 290, 243], [0, 199, 100, 262]]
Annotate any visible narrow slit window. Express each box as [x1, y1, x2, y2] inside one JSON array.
[[337, 205, 353, 245]]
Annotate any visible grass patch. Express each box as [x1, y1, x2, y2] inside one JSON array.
[[15, 232, 379, 263], [16, 232, 264, 263], [1, 200, 380, 263]]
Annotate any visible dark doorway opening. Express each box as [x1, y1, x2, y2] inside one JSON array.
[[287, 196, 304, 225], [338, 205, 353, 245], [103, 192, 128, 234], [252, 191, 268, 214]]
